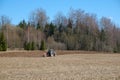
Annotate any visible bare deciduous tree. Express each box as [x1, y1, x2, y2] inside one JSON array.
[[29, 8, 49, 28]]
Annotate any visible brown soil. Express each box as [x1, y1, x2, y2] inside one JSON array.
[[0, 50, 105, 57], [0, 53, 120, 80]]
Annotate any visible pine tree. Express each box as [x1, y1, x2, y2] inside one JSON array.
[[18, 20, 27, 29], [40, 40, 46, 50], [0, 32, 7, 51], [49, 23, 55, 36], [37, 22, 42, 30], [31, 41, 35, 50], [24, 41, 31, 50], [100, 29, 106, 42], [24, 41, 27, 50]]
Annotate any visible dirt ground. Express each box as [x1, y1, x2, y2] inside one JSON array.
[[0, 50, 103, 57], [0, 51, 120, 80]]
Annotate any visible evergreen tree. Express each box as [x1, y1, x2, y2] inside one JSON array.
[[18, 20, 27, 29], [0, 32, 7, 51], [24, 41, 27, 50], [36, 22, 42, 30], [58, 23, 64, 33], [44, 23, 56, 37], [40, 40, 46, 50], [100, 28, 106, 42], [44, 23, 50, 38], [27, 42, 32, 50], [114, 41, 120, 53], [31, 41, 35, 50], [24, 41, 32, 50], [49, 22, 56, 36]]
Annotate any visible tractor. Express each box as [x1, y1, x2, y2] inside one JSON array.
[[43, 49, 56, 57]]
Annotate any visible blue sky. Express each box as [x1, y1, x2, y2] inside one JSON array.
[[0, 0, 120, 26]]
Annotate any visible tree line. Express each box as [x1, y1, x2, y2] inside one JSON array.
[[0, 8, 120, 52]]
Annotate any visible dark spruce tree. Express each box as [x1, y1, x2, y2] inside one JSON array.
[[18, 20, 27, 29], [31, 41, 35, 50], [40, 40, 46, 50], [0, 32, 7, 51]]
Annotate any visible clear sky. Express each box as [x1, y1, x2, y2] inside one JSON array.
[[0, 0, 120, 26]]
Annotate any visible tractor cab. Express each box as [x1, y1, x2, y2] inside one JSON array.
[[43, 49, 56, 57], [46, 49, 56, 57]]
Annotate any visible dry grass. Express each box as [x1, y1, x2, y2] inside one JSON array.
[[0, 51, 120, 80]]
